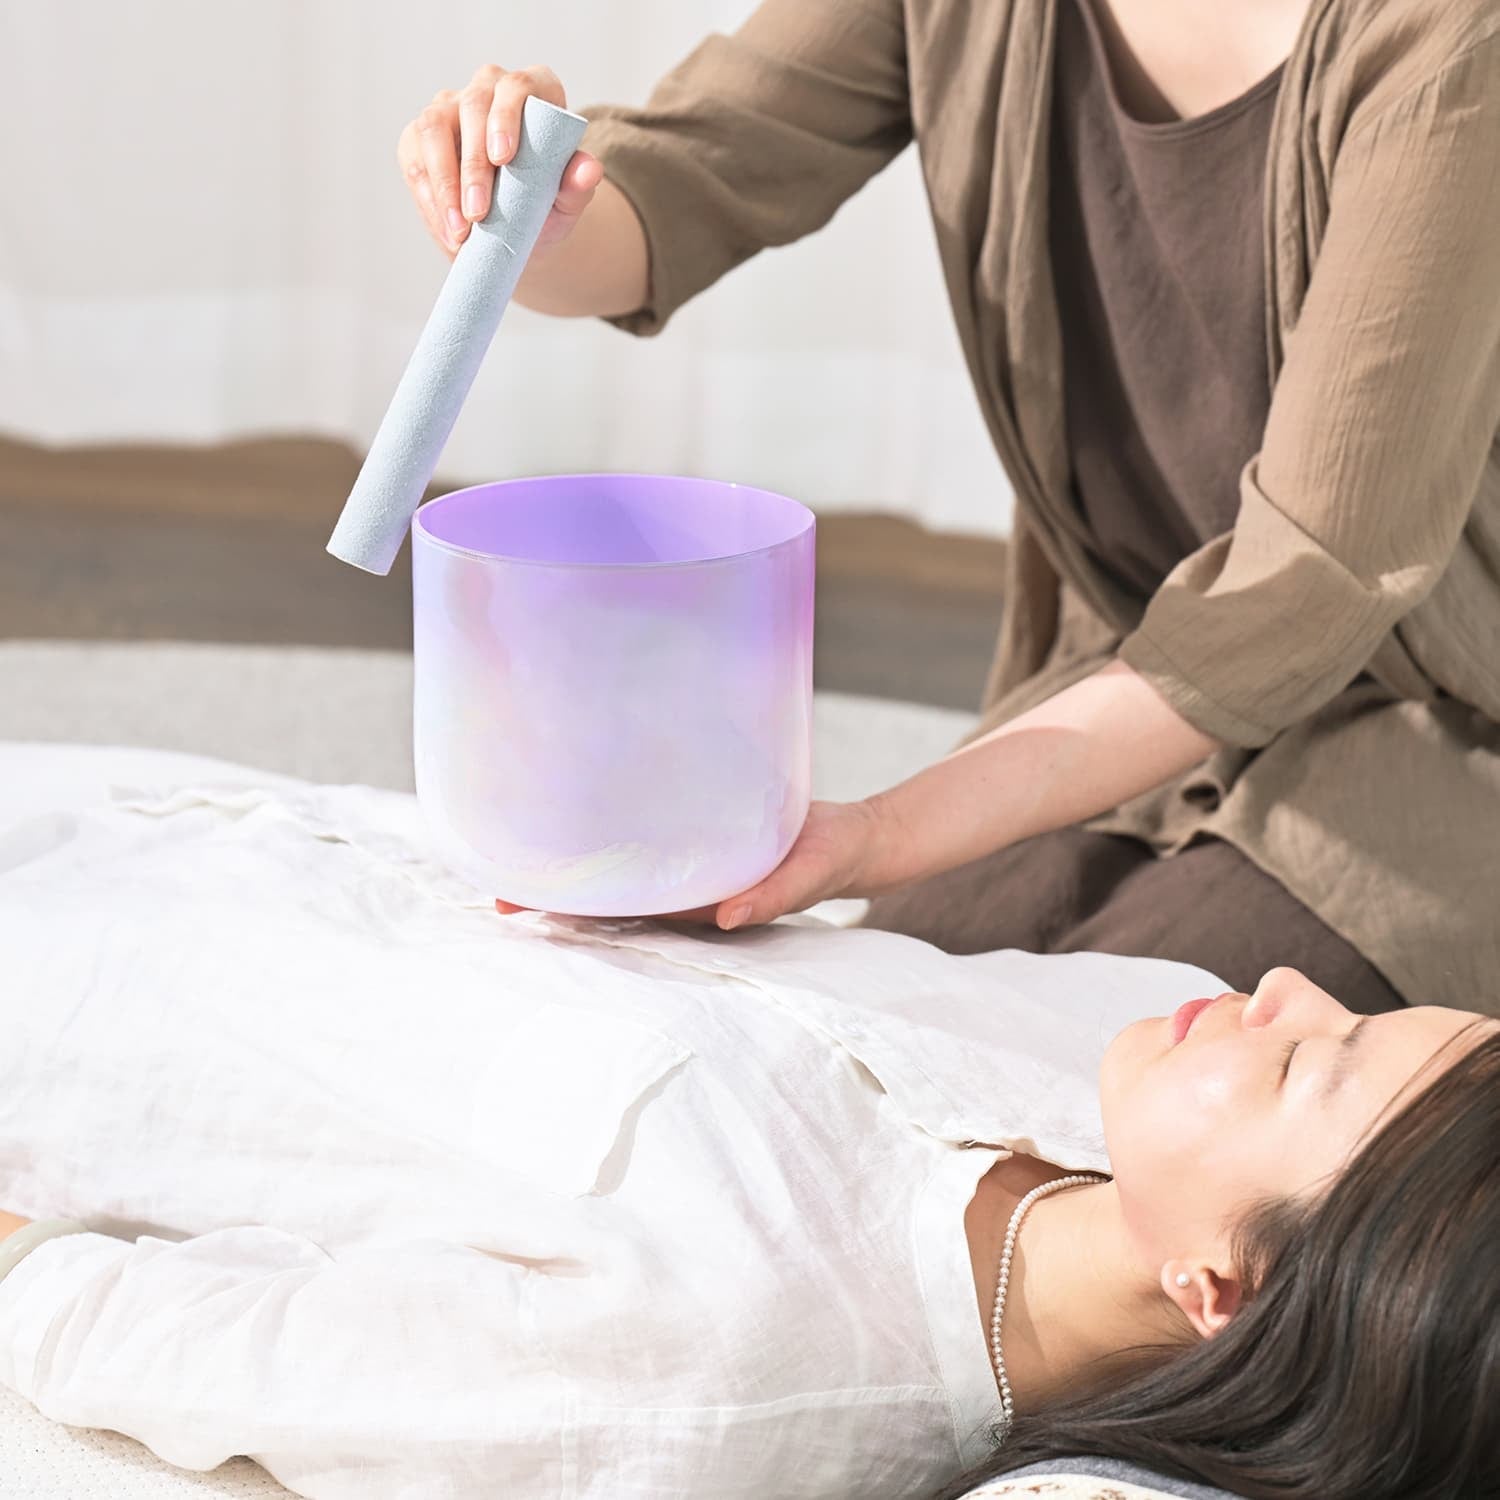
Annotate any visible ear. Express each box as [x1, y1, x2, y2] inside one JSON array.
[[1160, 1260, 1244, 1339]]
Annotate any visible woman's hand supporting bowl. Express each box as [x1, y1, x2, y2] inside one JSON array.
[[495, 659, 1224, 932], [496, 798, 900, 931]]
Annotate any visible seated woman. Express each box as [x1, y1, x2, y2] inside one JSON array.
[[0, 753, 1494, 1500]]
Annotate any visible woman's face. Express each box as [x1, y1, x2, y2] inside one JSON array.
[[1100, 966, 1489, 1265]]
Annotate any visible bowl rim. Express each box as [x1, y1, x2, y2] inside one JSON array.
[[411, 471, 817, 572]]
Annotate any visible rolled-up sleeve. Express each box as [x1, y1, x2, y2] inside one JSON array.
[[0, 1225, 549, 1497], [579, 0, 911, 335], [1120, 34, 1500, 748]]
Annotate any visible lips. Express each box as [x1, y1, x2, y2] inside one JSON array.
[[1171, 996, 1218, 1045]]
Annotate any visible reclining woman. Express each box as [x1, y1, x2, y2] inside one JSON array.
[[0, 764, 1494, 1500]]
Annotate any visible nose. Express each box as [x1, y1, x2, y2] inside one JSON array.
[[1242, 966, 1349, 1031]]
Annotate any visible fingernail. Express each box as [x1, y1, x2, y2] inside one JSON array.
[[489, 131, 509, 163], [446, 206, 466, 240], [463, 184, 484, 219], [723, 904, 752, 931]]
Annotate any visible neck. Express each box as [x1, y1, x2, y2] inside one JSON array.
[[966, 1158, 1182, 1413]]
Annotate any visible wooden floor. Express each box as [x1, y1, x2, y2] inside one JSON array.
[[1, 435, 1007, 710]]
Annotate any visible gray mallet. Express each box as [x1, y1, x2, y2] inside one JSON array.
[[327, 96, 590, 575]]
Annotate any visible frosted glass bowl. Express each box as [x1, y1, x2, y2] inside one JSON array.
[[411, 474, 815, 916]]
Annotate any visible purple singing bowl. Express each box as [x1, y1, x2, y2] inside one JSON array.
[[411, 474, 816, 916]]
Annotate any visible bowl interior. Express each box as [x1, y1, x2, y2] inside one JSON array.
[[414, 474, 813, 568]]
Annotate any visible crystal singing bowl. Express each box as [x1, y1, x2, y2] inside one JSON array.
[[411, 474, 816, 916]]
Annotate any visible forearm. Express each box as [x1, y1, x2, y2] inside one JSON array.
[[0, 1213, 29, 1240], [864, 659, 1221, 892], [515, 175, 650, 318]]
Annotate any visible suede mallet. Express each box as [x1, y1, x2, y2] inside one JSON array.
[[327, 96, 590, 575]]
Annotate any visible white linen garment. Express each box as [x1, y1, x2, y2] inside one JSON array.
[[0, 745, 1225, 1500]]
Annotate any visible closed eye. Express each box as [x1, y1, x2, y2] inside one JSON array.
[[1278, 1038, 1300, 1084]]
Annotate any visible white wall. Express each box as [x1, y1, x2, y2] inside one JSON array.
[[0, 0, 1011, 536]]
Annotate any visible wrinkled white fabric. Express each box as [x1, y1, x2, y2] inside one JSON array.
[[0, 744, 1224, 1500]]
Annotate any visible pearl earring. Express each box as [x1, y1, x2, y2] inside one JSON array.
[[1174, 1272, 1191, 1288]]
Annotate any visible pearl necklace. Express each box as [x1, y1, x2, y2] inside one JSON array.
[[989, 1171, 1108, 1439]]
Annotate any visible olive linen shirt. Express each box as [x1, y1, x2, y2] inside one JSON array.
[[580, 0, 1500, 1014]]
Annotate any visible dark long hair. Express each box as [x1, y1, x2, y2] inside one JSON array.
[[936, 1026, 1500, 1500]]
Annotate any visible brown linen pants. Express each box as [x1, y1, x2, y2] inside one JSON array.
[[858, 830, 1405, 1015]]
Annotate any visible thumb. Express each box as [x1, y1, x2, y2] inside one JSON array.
[[716, 869, 803, 931], [716, 829, 843, 930], [716, 894, 763, 931]]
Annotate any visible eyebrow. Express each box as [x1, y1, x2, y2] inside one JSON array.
[[1322, 1017, 1372, 1102]]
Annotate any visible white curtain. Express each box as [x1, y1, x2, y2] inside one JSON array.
[[0, 0, 1011, 537]]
